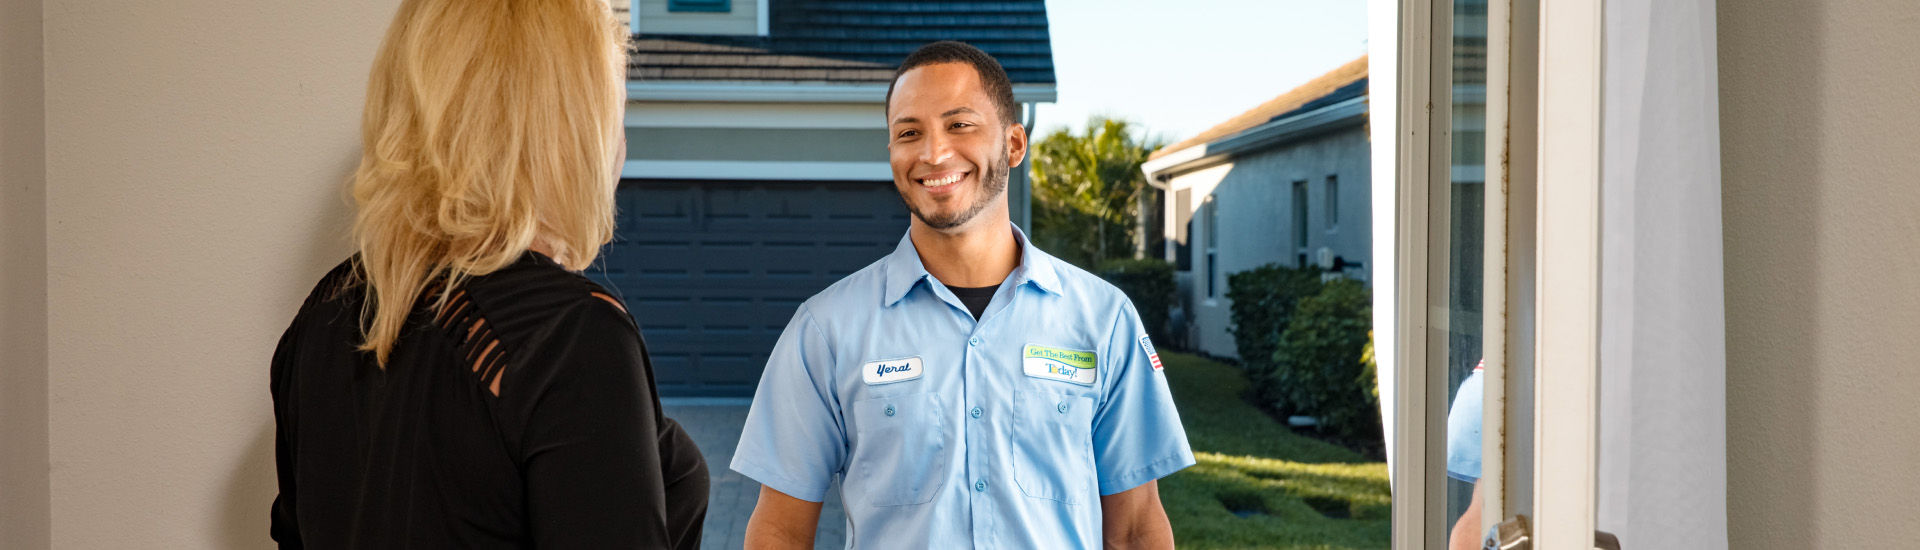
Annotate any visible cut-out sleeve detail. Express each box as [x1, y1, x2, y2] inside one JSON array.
[[590, 291, 628, 314], [434, 287, 510, 397]]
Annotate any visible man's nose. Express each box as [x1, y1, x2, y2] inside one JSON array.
[[918, 130, 954, 166]]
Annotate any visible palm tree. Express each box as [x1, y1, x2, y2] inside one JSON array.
[[1029, 117, 1165, 269]]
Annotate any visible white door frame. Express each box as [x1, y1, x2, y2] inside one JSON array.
[[1369, 0, 1438, 546], [1530, 0, 1603, 546], [1374, 0, 1604, 547]]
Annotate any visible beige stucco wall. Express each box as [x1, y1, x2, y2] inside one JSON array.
[[1721, 0, 1920, 546], [2, 0, 51, 547], [32, 0, 390, 546]]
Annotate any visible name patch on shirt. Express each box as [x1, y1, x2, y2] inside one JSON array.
[[861, 356, 924, 385], [1022, 344, 1098, 386]]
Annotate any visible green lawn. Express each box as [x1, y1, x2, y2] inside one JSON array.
[[1159, 351, 1391, 549]]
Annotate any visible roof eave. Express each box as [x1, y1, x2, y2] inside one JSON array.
[[1142, 96, 1369, 187], [628, 80, 1058, 104]]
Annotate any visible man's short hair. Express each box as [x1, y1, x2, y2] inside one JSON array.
[[885, 41, 1020, 127]]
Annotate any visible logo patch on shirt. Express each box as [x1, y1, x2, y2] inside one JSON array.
[[861, 356, 924, 385], [1022, 344, 1098, 386], [1140, 336, 1163, 370]]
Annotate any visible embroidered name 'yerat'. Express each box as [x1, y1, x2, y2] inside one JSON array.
[[1022, 344, 1097, 386], [862, 356, 924, 385]]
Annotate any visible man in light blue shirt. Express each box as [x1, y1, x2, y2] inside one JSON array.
[[1447, 361, 1487, 550], [732, 41, 1195, 549]]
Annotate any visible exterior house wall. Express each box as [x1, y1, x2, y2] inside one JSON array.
[[1168, 125, 1372, 359], [635, 0, 761, 36]]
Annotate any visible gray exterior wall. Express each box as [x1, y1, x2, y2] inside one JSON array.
[[626, 127, 888, 163], [1169, 125, 1372, 359]]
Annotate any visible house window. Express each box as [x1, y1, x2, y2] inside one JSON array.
[[1175, 188, 1193, 270], [668, 0, 730, 13], [1204, 196, 1218, 299], [1292, 180, 1310, 260], [1325, 175, 1340, 231]]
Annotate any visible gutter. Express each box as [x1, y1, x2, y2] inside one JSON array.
[[628, 81, 1060, 104]]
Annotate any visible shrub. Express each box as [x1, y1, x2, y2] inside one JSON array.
[[1226, 264, 1326, 368], [1257, 279, 1379, 443], [1096, 258, 1176, 343]]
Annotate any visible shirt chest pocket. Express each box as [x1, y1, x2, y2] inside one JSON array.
[[1012, 390, 1097, 505], [848, 392, 949, 507]]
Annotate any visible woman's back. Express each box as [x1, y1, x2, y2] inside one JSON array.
[[269, 253, 706, 549]]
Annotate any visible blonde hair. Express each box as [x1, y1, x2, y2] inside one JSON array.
[[350, 0, 629, 365]]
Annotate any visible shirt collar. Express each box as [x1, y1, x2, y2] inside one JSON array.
[[881, 223, 1063, 307]]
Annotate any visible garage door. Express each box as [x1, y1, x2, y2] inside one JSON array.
[[587, 179, 910, 397]]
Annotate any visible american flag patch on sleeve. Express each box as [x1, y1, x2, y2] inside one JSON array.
[[1140, 335, 1163, 370]]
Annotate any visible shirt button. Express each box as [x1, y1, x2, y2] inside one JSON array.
[[1057, 401, 1070, 413], [884, 405, 895, 417], [970, 406, 983, 419], [968, 337, 981, 347], [974, 479, 988, 492]]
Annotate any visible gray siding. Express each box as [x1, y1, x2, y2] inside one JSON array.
[[1174, 126, 1372, 359]]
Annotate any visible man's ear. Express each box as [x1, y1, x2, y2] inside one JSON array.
[[1006, 122, 1029, 167]]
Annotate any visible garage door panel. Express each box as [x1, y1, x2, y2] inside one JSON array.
[[591, 178, 908, 397]]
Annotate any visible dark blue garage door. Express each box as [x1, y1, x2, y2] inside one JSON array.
[[588, 179, 909, 397]]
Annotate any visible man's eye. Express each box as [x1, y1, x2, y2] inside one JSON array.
[[950, 122, 973, 129], [896, 129, 919, 139]]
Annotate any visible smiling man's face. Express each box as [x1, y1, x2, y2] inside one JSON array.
[[885, 62, 1027, 232]]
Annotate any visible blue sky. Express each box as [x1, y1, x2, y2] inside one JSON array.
[[1033, 0, 1368, 144]]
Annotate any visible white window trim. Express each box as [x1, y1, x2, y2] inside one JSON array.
[[757, 0, 769, 36], [627, 0, 771, 37], [622, 160, 891, 181]]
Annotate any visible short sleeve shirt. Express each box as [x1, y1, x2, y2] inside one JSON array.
[[731, 224, 1195, 549], [1446, 363, 1486, 482]]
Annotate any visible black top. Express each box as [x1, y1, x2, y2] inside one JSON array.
[[269, 253, 707, 549], [948, 283, 1001, 320]]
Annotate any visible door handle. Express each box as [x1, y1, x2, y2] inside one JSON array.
[[1484, 515, 1621, 550], [1593, 531, 1620, 550]]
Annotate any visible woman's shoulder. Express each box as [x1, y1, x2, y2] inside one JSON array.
[[460, 252, 635, 341]]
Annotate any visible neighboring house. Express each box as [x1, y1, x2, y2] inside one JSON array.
[[597, 0, 1057, 396], [1141, 58, 1374, 359]]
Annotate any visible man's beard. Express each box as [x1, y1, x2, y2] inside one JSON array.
[[906, 147, 1010, 230]]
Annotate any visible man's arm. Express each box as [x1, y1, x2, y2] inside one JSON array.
[[745, 486, 823, 550], [1100, 480, 1174, 550], [1448, 480, 1486, 550]]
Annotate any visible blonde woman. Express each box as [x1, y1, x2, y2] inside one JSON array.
[[268, 0, 706, 547]]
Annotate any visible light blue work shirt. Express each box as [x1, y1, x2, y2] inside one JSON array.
[[731, 224, 1195, 549], [1446, 366, 1485, 482]]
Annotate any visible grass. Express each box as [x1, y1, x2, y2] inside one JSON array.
[[1159, 351, 1391, 549]]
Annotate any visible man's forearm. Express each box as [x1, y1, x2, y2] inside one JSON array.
[[1103, 511, 1175, 550], [743, 517, 814, 550], [1101, 480, 1176, 550], [744, 486, 822, 550]]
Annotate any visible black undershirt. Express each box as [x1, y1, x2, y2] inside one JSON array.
[[948, 284, 1001, 320]]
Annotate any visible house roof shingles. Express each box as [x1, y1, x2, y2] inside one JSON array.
[[630, 0, 1056, 84], [1149, 56, 1369, 161]]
